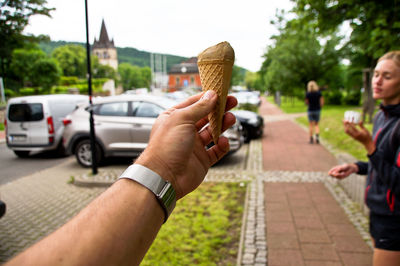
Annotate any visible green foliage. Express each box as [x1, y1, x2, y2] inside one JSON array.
[[118, 63, 151, 90], [51, 45, 86, 77], [10, 48, 47, 85], [59, 76, 79, 86], [142, 182, 245, 265], [231, 65, 245, 86], [343, 90, 361, 106], [324, 90, 343, 105], [4, 89, 16, 98], [0, 0, 53, 80], [30, 57, 61, 92], [40, 41, 189, 71], [293, 0, 400, 67], [0, 122, 4, 131], [260, 17, 343, 97], [267, 95, 306, 113], [19, 87, 38, 95]]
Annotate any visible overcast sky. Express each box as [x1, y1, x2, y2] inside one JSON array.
[[24, 0, 294, 72]]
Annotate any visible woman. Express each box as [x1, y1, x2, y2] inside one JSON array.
[[305, 80, 324, 144], [329, 51, 400, 266]]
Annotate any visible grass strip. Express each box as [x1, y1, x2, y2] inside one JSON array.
[[141, 182, 246, 266]]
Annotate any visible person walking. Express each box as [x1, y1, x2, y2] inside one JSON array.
[[329, 51, 400, 266], [305, 80, 324, 144]]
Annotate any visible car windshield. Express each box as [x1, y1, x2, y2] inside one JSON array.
[[8, 103, 44, 122]]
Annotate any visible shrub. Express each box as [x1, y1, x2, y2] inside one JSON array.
[[343, 90, 361, 106], [59, 76, 79, 85], [325, 90, 343, 105], [4, 89, 16, 98]]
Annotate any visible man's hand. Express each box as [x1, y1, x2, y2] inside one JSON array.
[[136, 91, 237, 199]]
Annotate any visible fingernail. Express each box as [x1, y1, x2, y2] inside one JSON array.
[[201, 90, 215, 100]]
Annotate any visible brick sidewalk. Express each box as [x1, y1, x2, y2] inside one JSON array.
[[260, 97, 373, 265]]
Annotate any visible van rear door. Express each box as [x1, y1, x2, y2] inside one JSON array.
[[7, 103, 49, 146]]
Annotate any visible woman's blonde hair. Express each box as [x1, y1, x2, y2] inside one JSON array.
[[307, 80, 319, 92], [378, 51, 400, 68]]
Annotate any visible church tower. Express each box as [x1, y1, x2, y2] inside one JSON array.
[[92, 19, 118, 70]]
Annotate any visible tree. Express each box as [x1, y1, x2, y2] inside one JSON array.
[[0, 0, 53, 82], [260, 17, 343, 98], [231, 65, 245, 86], [51, 45, 86, 77], [30, 57, 61, 93], [10, 48, 47, 87], [9, 47, 60, 93], [118, 63, 152, 90], [293, 0, 400, 67]]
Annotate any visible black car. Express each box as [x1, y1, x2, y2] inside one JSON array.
[[232, 110, 264, 143], [0, 199, 5, 219]]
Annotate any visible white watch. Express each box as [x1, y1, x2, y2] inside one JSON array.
[[119, 164, 176, 223]]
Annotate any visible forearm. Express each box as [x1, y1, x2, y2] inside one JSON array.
[[7, 178, 164, 266]]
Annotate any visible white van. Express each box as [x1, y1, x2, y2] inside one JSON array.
[[5, 94, 88, 157]]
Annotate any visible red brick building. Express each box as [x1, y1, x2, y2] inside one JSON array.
[[168, 58, 201, 91]]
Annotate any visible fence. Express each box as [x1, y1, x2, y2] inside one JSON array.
[[336, 153, 369, 215]]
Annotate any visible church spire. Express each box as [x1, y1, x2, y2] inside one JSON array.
[[93, 19, 115, 49]]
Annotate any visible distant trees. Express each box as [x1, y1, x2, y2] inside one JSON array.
[[0, 0, 54, 85], [118, 63, 151, 90], [259, 0, 400, 105], [51, 45, 86, 77], [10, 47, 60, 92], [260, 17, 343, 98]]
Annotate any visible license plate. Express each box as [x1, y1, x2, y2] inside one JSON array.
[[10, 135, 27, 143]]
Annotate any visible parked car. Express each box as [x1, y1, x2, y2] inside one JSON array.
[[232, 91, 261, 107], [0, 195, 5, 219], [5, 94, 88, 157], [63, 94, 243, 167], [232, 110, 264, 143]]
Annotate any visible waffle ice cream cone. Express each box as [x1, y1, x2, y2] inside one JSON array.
[[197, 41, 235, 144]]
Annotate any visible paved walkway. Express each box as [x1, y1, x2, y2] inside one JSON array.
[[259, 98, 372, 265]]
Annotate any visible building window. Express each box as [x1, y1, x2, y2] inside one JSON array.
[[176, 77, 180, 85], [190, 76, 195, 84], [103, 51, 109, 59]]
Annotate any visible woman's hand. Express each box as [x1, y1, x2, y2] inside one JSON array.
[[328, 163, 359, 179], [344, 121, 376, 155]]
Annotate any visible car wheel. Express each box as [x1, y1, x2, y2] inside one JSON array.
[[75, 139, 103, 168], [14, 150, 30, 158]]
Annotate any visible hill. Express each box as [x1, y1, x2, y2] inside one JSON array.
[[39, 40, 188, 71]]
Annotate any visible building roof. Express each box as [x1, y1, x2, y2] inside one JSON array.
[[93, 19, 115, 49], [168, 58, 199, 74]]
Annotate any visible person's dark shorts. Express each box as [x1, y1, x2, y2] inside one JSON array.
[[307, 110, 321, 122], [370, 213, 400, 251]]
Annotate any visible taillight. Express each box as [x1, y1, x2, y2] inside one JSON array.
[[63, 118, 72, 126], [4, 118, 7, 135], [47, 116, 54, 134], [47, 116, 54, 144]]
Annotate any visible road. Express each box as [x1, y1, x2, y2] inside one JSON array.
[[0, 143, 70, 185]]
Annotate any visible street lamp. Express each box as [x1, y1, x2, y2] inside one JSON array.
[[84, 0, 98, 175]]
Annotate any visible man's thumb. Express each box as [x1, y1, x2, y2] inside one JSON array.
[[184, 90, 217, 122]]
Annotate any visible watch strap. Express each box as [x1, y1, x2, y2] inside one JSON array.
[[119, 164, 176, 223]]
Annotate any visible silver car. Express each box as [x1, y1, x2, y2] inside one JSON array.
[[63, 94, 242, 167]]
